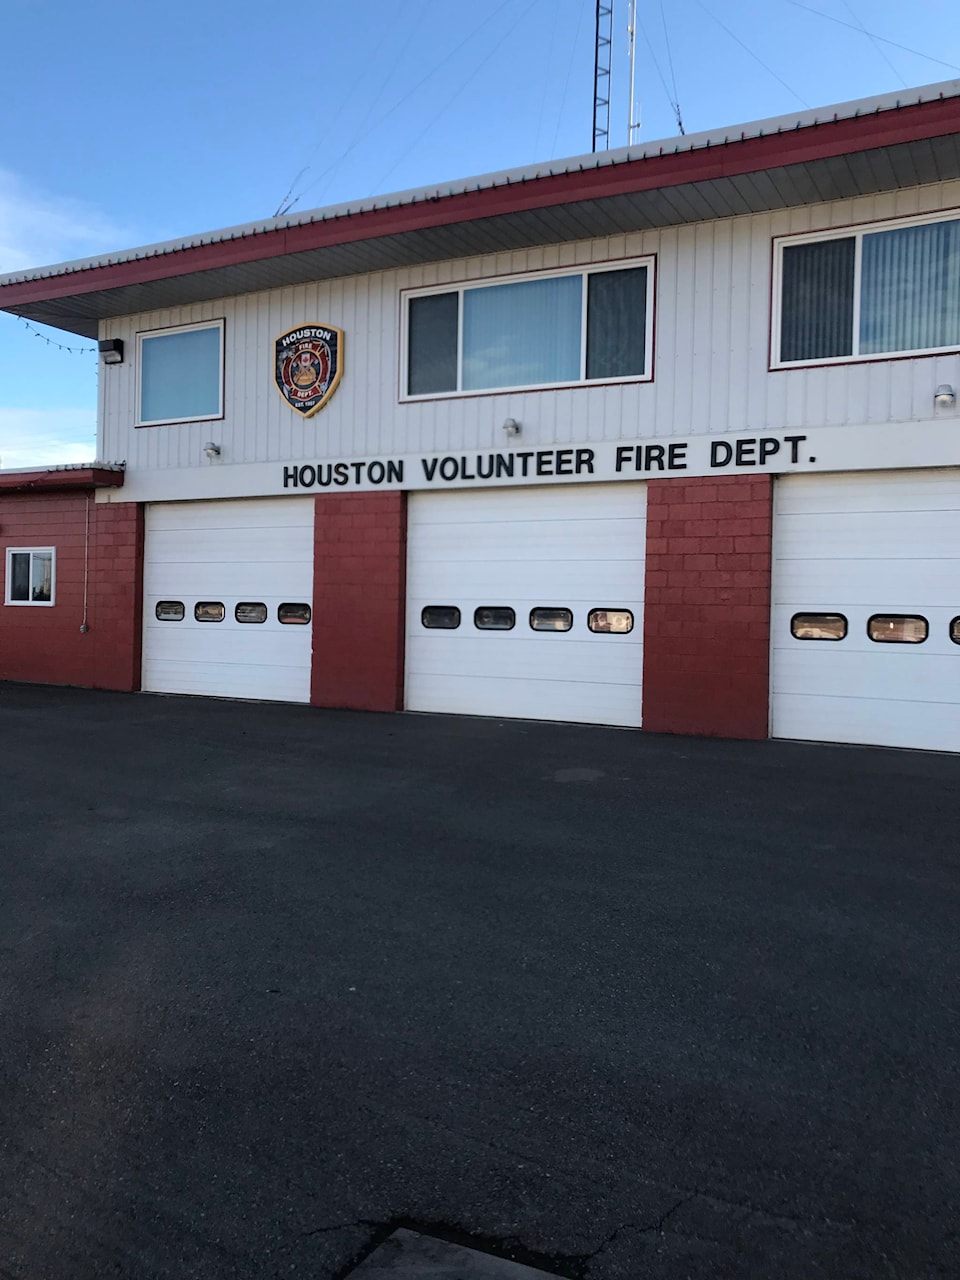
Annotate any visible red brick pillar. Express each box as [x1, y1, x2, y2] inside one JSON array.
[[642, 474, 773, 740], [311, 491, 407, 712]]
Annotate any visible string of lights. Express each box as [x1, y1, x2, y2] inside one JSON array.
[[15, 315, 95, 356]]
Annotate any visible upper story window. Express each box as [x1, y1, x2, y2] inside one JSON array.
[[773, 212, 960, 368], [5, 547, 54, 606], [137, 320, 224, 425], [403, 259, 655, 398]]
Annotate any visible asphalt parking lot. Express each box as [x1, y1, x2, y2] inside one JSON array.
[[0, 684, 958, 1280]]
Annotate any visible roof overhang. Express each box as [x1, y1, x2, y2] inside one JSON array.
[[2, 81, 960, 338], [0, 464, 125, 494]]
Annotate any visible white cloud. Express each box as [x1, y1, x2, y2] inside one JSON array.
[[0, 169, 131, 274], [0, 408, 97, 469]]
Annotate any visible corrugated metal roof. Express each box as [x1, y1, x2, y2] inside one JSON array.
[[2, 79, 959, 337]]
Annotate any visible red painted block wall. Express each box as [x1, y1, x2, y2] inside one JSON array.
[[642, 474, 773, 740], [311, 491, 407, 713], [0, 493, 143, 691]]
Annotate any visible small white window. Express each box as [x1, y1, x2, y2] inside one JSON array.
[[5, 547, 55, 606], [137, 320, 224, 425]]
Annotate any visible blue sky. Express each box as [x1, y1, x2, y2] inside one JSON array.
[[0, 0, 957, 467]]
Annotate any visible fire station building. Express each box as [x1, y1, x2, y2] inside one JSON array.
[[2, 81, 960, 751]]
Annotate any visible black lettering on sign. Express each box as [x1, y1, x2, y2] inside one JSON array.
[[536, 451, 554, 476], [644, 444, 665, 471], [299, 464, 316, 487], [439, 457, 459, 481], [351, 461, 364, 484], [711, 440, 733, 468], [575, 448, 595, 474], [496, 454, 515, 478], [367, 461, 385, 484], [758, 438, 780, 464], [460, 456, 475, 481], [555, 449, 573, 476], [422, 458, 439, 481], [735, 439, 756, 466], [317, 464, 333, 487], [283, 465, 299, 488], [668, 442, 688, 470], [784, 434, 807, 463], [477, 454, 496, 479], [516, 451, 534, 477], [615, 446, 632, 473], [387, 460, 403, 483], [334, 462, 349, 486]]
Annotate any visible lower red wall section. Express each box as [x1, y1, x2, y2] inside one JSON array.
[[311, 491, 407, 713], [0, 493, 143, 691], [642, 474, 773, 740]]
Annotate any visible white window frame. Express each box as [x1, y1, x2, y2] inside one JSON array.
[[4, 547, 56, 607], [771, 209, 960, 370], [136, 318, 225, 426], [400, 257, 656, 401]]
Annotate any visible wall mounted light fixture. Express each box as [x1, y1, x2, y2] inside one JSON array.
[[502, 417, 521, 437], [934, 384, 956, 409], [98, 338, 124, 364], [203, 442, 222, 459]]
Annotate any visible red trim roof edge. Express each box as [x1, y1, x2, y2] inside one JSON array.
[[0, 467, 125, 494]]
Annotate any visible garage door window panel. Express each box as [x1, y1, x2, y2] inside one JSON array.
[[588, 609, 634, 634], [235, 602, 267, 624], [195, 602, 225, 622], [421, 605, 461, 629], [530, 607, 573, 632], [474, 607, 515, 631], [774, 213, 960, 366], [791, 613, 848, 640], [951, 617, 960, 645], [155, 601, 185, 621], [138, 321, 224, 425], [867, 614, 928, 644], [278, 603, 311, 624], [5, 548, 54, 605], [404, 259, 655, 397]]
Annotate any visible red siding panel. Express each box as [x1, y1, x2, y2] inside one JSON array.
[[310, 491, 406, 712], [642, 475, 772, 740], [0, 493, 143, 691]]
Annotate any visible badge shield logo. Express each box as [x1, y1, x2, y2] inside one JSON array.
[[275, 324, 343, 416]]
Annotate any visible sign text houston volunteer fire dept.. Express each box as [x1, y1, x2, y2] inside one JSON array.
[[274, 325, 343, 416]]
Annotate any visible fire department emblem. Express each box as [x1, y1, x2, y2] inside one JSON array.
[[274, 324, 343, 417]]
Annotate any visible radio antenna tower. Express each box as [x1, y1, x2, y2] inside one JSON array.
[[592, 1, 613, 152]]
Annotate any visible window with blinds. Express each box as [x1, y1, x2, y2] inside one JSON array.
[[774, 213, 960, 366]]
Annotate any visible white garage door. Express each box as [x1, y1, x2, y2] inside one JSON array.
[[405, 483, 645, 727], [771, 469, 960, 752], [143, 498, 314, 703]]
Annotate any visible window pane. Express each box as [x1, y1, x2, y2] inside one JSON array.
[[408, 293, 459, 394], [860, 218, 960, 355], [235, 602, 267, 623], [156, 601, 185, 621], [586, 267, 647, 379], [867, 614, 928, 644], [421, 605, 461, 629], [530, 607, 573, 632], [195, 601, 225, 622], [791, 613, 847, 640], [31, 551, 53, 602], [780, 238, 855, 362], [474, 607, 515, 630], [9, 552, 30, 601], [588, 608, 634, 634], [463, 275, 582, 390], [951, 617, 960, 645], [141, 325, 221, 422], [278, 602, 311, 624]]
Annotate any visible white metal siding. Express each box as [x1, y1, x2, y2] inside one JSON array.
[[142, 498, 314, 702], [405, 483, 646, 727], [100, 181, 960, 483], [771, 470, 960, 751]]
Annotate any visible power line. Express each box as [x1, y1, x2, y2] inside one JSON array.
[[692, 0, 809, 107], [841, 0, 908, 88], [637, 15, 684, 134], [551, 0, 590, 157], [657, 0, 685, 134], [279, 0, 521, 215], [786, 1, 960, 74], [375, 0, 543, 191]]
